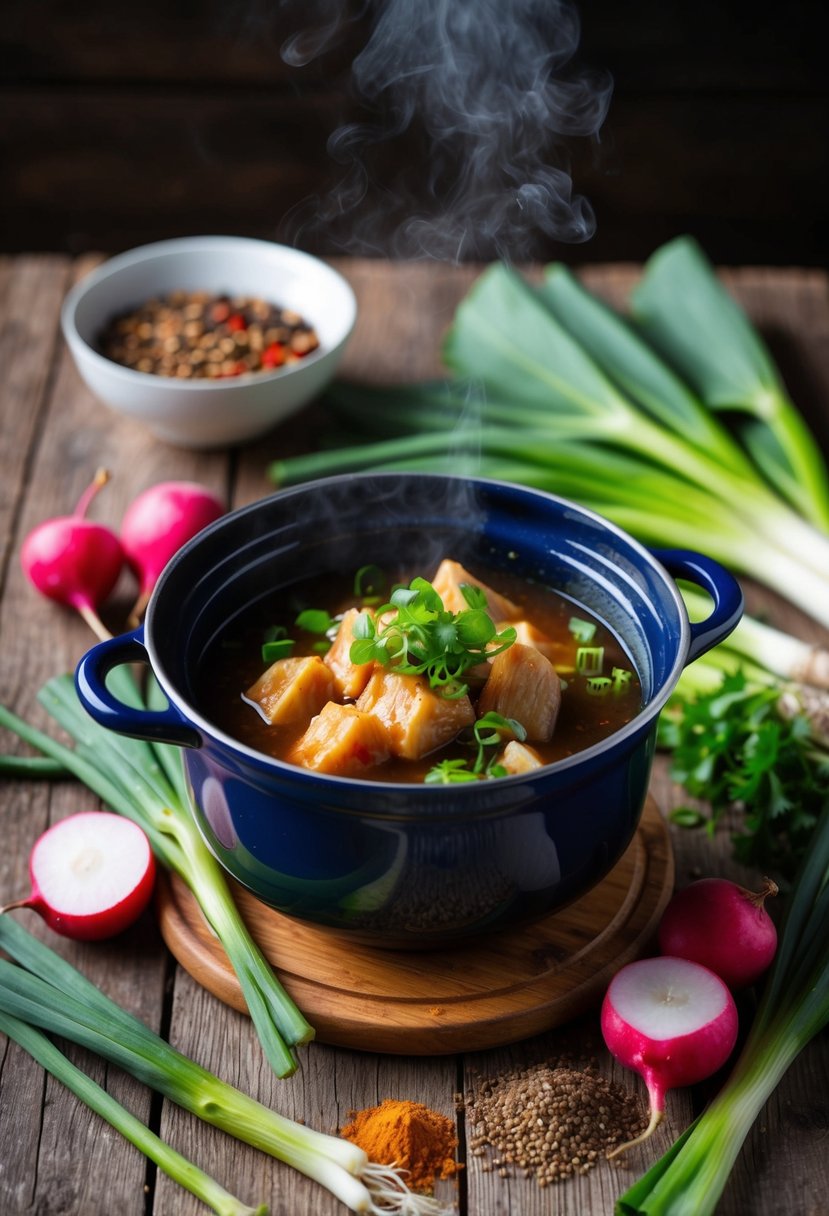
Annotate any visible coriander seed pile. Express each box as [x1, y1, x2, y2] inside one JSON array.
[[464, 1060, 647, 1187], [97, 291, 320, 379]]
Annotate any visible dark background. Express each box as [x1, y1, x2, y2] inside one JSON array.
[[1, 0, 827, 266]]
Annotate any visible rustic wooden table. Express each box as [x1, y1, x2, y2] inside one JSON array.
[[1, 254, 828, 1216]]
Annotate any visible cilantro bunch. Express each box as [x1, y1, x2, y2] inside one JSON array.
[[661, 670, 829, 882]]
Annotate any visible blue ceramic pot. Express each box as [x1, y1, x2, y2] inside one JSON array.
[[75, 474, 742, 946]]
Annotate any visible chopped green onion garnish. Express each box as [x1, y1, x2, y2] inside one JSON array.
[[586, 676, 613, 695], [569, 616, 597, 644], [261, 638, 295, 663], [353, 564, 385, 598], [612, 666, 633, 692], [295, 608, 337, 634], [576, 646, 605, 675]]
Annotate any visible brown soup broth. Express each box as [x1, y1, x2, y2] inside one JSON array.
[[198, 562, 642, 782]]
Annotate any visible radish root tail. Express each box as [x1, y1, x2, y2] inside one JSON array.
[[127, 590, 151, 630], [606, 1107, 664, 1159]]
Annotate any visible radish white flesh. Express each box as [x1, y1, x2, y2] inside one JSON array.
[[658, 877, 778, 989], [601, 956, 739, 1157], [2, 812, 156, 941]]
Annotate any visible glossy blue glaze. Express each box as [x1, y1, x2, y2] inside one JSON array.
[[75, 474, 742, 945]]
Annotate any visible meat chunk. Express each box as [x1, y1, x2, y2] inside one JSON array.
[[477, 643, 561, 743], [244, 655, 335, 726], [499, 740, 544, 775], [323, 607, 375, 699], [431, 559, 522, 621], [287, 702, 390, 776], [498, 619, 569, 666], [357, 669, 475, 760]]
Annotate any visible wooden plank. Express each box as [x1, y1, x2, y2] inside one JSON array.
[[2, 92, 827, 269], [4, 0, 826, 93], [0, 255, 71, 591], [0, 253, 229, 1215], [2, 255, 829, 1215], [152, 970, 462, 1215], [154, 798, 673, 1053]]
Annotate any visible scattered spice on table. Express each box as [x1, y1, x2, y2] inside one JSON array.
[[463, 1059, 646, 1186], [339, 1098, 462, 1193], [97, 291, 320, 379]]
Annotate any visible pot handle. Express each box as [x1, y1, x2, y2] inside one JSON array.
[[74, 629, 202, 749], [651, 548, 744, 665]]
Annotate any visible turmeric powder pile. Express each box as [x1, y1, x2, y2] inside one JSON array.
[[339, 1098, 462, 1193]]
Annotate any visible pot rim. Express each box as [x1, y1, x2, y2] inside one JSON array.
[[142, 473, 691, 790]]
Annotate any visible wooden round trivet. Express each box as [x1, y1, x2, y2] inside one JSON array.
[[156, 795, 673, 1055]]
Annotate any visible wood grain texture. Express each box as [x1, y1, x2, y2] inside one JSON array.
[[1, 255, 828, 1215], [156, 797, 673, 1054]]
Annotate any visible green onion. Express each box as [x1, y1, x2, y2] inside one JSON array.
[[586, 676, 612, 695], [0, 916, 449, 1216], [616, 800, 829, 1216], [0, 673, 313, 1078], [0, 1009, 266, 1216], [353, 564, 385, 598], [568, 616, 597, 644], [630, 236, 829, 532], [0, 754, 68, 776], [295, 608, 337, 634], [681, 588, 829, 691], [261, 638, 295, 663], [271, 253, 829, 630], [576, 646, 605, 675]]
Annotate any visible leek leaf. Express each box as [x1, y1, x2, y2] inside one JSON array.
[[631, 236, 829, 530], [539, 264, 754, 477]]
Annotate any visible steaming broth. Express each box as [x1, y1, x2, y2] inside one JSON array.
[[199, 561, 641, 782]]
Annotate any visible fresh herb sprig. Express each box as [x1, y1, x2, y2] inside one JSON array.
[[660, 669, 829, 881], [425, 711, 527, 783], [350, 577, 517, 699]]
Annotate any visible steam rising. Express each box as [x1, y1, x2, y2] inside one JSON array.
[[279, 0, 612, 260]]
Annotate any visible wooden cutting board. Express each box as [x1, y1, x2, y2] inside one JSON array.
[[157, 795, 673, 1054]]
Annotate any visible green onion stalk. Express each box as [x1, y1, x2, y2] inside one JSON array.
[[0, 1010, 266, 1216], [615, 800, 829, 1216], [0, 671, 313, 1079], [0, 916, 449, 1216], [270, 253, 829, 631], [629, 236, 829, 532]]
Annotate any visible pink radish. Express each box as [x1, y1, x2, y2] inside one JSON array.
[[1, 812, 156, 941], [20, 469, 124, 641], [120, 481, 224, 623], [658, 876, 778, 990], [601, 955, 739, 1156]]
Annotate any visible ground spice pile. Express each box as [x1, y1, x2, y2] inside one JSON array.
[[464, 1061, 646, 1187], [340, 1098, 463, 1193]]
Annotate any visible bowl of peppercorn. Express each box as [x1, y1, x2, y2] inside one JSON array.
[[61, 236, 357, 448]]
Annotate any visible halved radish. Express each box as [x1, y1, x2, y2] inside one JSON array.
[[601, 955, 739, 1156], [2, 812, 156, 940]]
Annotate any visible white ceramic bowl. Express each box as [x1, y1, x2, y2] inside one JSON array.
[[61, 236, 357, 448]]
